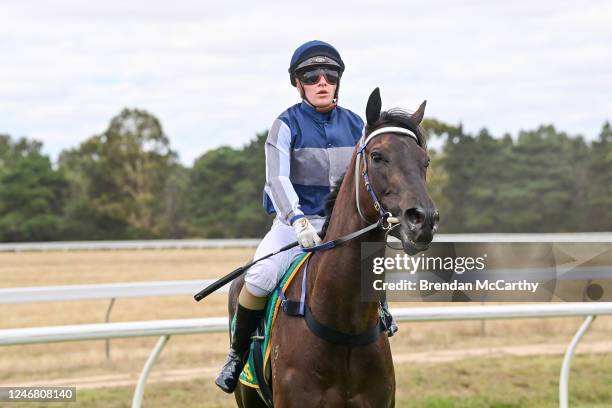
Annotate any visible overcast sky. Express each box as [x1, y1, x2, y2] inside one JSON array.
[[1, 1, 611, 165]]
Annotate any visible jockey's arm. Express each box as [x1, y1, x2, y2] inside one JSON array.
[[264, 119, 321, 247], [264, 119, 303, 225]]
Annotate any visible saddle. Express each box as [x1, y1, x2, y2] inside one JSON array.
[[236, 252, 311, 405]]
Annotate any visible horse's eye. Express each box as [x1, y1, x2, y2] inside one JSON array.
[[371, 152, 383, 163], [425, 158, 431, 168]]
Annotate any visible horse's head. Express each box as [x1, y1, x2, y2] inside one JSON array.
[[357, 88, 439, 255]]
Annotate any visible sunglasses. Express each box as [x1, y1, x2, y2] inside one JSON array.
[[297, 67, 340, 85]]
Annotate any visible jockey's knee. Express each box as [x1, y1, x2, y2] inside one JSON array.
[[244, 259, 279, 299], [239, 284, 268, 310]]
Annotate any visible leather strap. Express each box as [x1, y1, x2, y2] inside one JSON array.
[[304, 303, 385, 347], [303, 218, 382, 252], [252, 330, 274, 407]]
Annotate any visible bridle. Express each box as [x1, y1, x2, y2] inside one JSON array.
[[355, 126, 421, 228], [301, 125, 421, 253], [297, 125, 422, 254]]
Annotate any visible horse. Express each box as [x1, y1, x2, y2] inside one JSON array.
[[228, 87, 439, 407]]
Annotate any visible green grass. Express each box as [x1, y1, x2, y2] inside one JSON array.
[[75, 380, 234, 408], [393, 352, 612, 408], [51, 353, 612, 408]]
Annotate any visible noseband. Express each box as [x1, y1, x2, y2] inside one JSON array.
[[355, 126, 420, 226]]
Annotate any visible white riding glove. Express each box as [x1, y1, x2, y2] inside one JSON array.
[[292, 216, 322, 248]]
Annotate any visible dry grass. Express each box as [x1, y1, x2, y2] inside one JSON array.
[[1, 248, 612, 389], [0, 248, 253, 287]]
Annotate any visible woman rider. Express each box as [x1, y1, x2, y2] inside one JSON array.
[[215, 40, 397, 393]]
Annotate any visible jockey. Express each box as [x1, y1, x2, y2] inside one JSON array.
[[215, 40, 397, 394]]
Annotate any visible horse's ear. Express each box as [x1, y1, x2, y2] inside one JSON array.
[[366, 87, 381, 126], [412, 100, 427, 125]]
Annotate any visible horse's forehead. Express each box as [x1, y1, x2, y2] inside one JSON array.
[[368, 133, 418, 151]]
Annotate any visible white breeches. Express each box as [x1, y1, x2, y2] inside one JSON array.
[[244, 216, 325, 297]]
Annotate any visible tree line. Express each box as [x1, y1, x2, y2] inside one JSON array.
[[0, 108, 610, 242]]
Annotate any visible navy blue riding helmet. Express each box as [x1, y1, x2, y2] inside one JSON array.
[[288, 40, 345, 89]]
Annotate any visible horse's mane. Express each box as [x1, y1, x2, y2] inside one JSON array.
[[368, 108, 428, 150], [320, 108, 428, 238]]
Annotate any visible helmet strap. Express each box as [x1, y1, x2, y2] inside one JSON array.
[[297, 81, 306, 99]]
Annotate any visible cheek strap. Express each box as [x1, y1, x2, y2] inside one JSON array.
[[354, 127, 419, 224]]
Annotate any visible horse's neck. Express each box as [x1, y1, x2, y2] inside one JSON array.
[[307, 162, 385, 332]]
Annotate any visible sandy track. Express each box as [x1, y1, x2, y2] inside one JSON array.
[[4, 341, 612, 390]]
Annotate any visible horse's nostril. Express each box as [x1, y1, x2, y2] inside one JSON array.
[[405, 207, 426, 227]]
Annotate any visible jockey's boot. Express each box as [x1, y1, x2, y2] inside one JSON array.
[[380, 300, 398, 337], [215, 304, 264, 393]]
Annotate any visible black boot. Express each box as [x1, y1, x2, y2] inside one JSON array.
[[215, 304, 264, 393], [380, 301, 398, 337]]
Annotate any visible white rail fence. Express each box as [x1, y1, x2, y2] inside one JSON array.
[[1, 282, 611, 408], [1, 232, 611, 252], [0, 280, 229, 304], [0, 239, 261, 252]]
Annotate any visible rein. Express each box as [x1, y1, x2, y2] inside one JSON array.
[[193, 127, 415, 302]]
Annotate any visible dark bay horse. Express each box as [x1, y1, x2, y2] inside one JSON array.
[[229, 88, 439, 407]]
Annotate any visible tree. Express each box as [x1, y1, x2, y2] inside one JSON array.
[[0, 135, 68, 241], [438, 124, 592, 233], [586, 122, 612, 230], [158, 164, 190, 238], [501, 126, 587, 232], [59, 108, 179, 239], [422, 118, 464, 141], [439, 126, 478, 232], [187, 131, 271, 238]]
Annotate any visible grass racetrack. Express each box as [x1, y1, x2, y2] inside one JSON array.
[[1, 249, 612, 407]]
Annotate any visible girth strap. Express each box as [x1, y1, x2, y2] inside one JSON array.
[[252, 330, 274, 407], [281, 299, 303, 316], [282, 298, 386, 346], [278, 253, 386, 347], [303, 303, 385, 347]]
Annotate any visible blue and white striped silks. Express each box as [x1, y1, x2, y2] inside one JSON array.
[[263, 101, 364, 224]]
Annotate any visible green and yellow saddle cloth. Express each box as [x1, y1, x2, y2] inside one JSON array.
[[235, 252, 311, 390]]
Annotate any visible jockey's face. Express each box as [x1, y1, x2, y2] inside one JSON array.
[[297, 72, 337, 108]]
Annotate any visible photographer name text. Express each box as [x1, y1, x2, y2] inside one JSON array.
[[372, 279, 540, 293]]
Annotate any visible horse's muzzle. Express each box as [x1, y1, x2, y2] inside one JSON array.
[[397, 207, 439, 255]]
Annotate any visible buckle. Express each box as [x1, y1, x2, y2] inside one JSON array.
[[381, 212, 396, 231]]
